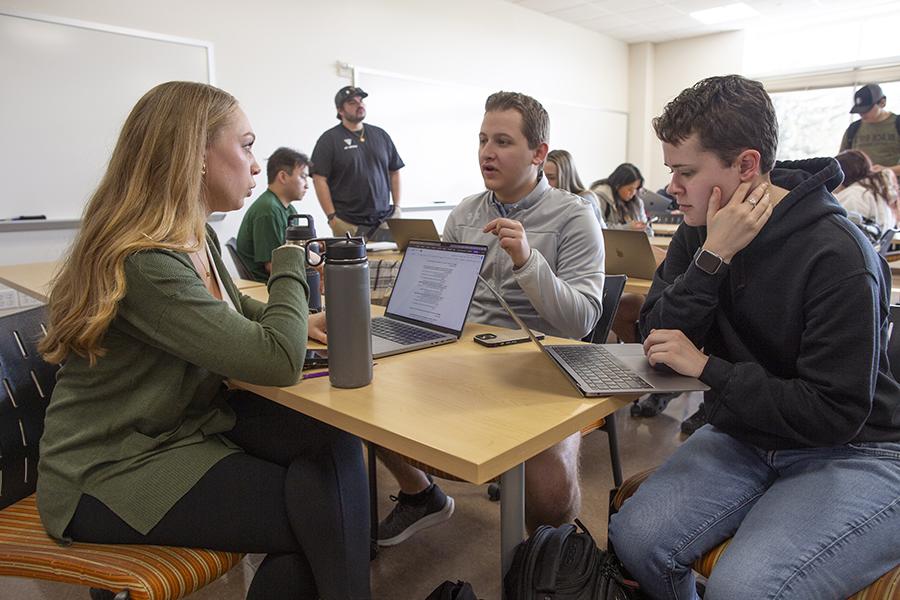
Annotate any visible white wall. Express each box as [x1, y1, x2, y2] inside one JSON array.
[[627, 31, 745, 191], [0, 0, 627, 277]]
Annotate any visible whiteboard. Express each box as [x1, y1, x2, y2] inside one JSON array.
[[0, 11, 213, 220], [357, 69, 627, 209]]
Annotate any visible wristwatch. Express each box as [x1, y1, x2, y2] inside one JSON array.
[[694, 248, 724, 275], [326, 212, 336, 222]]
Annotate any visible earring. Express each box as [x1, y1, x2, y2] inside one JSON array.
[[201, 163, 207, 176]]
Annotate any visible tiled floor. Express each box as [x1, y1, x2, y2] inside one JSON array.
[[2, 393, 701, 600]]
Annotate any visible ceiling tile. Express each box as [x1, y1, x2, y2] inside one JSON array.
[[501, 0, 900, 45], [581, 11, 643, 28], [548, 3, 612, 20], [616, 4, 689, 22], [516, 0, 587, 11]]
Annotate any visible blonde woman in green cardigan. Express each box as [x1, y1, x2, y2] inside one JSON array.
[[37, 82, 370, 599]]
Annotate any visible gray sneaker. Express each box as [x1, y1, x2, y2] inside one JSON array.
[[377, 484, 455, 547]]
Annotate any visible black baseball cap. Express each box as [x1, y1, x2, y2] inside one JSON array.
[[334, 86, 368, 109], [850, 83, 885, 114]]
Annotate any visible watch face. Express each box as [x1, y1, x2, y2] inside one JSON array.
[[696, 249, 722, 274]]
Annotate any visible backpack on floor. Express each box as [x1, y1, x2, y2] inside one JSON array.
[[504, 519, 642, 600], [425, 579, 479, 600]]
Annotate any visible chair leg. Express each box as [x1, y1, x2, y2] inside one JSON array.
[[367, 442, 379, 560], [602, 413, 624, 488]]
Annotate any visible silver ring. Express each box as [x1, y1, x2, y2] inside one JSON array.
[[748, 199, 758, 207]]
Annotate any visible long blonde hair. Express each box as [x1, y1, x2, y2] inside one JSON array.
[[40, 81, 238, 364]]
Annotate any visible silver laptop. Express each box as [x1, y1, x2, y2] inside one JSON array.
[[603, 229, 658, 280], [478, 275, 708, 396], [371, 240, 487, 358], [386, 218, 441, 252]]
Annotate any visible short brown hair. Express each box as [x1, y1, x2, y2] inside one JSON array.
[[485, 91, 549, 149], [653, 75, 778, 173], [266, 147, 309, 184]]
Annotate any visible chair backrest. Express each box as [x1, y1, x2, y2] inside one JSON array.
[[876, 228, 898, 259], [225, 237, 255, 280], [582, 274, 627, 344], [0, 306, 58, 509], [889, 305, 900, 381]]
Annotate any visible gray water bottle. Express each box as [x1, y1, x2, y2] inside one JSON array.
[[285, 214, 321, 312], [308, 237, 372, 388]]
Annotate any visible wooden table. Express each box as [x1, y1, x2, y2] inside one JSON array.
[[0, 260, 267, 303], [239, 285, 633, 583], [0, 264, 634, 588]]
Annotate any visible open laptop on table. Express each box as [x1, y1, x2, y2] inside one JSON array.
[[477, 275, 708, 396], [386, 218, 441, 251], [371, 240, 487, 358], [603, 229, 658, 280]]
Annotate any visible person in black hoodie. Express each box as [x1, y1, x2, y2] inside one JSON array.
[[609, 75, 900, 600]]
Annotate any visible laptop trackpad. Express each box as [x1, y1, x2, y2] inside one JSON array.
[[608, 344, 709, 392]]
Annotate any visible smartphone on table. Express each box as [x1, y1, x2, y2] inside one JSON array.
[[303, 349, 329, 369], [473, 330, 544, 348]]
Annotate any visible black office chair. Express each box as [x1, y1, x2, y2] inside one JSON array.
[[225, 237, 255, 280], [583, 274, 628, 344], [875, 228, 899, 260], [889, 305, 900, 380]]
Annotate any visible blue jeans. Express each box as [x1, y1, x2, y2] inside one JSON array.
[[608, 425, 900, 600]]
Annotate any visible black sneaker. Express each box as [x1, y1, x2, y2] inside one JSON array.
[[680, 403, 708, 436], [377, 484, 455, 547], [630, 392, 678, 417]]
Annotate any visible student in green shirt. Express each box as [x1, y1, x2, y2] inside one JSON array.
[[840, 83, 900, 177], [37, 81, 370, 599], [237, 147, 310, 281]]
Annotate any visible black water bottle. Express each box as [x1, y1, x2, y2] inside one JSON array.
[[306, 237, 372, 388], [285, 214, 321, 311]]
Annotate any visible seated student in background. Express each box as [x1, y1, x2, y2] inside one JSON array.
[[236, 147, 311, 282], [591, 163, 652, 232], [610, 74, 900, 600], [36, 81, 371, 600], [374, 91, 605, 548], [544, 148, 606, 225], [835, 149, 899, 233]]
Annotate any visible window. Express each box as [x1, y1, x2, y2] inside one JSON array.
[[772, 81, 900, 161]]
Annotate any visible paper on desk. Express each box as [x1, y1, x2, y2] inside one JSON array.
[[365, 241, 399, 252]]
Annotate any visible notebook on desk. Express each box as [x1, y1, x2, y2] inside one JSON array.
[[477, 275, 708, 396], [371, 240, 487, 358], [386, 218, 441, 252], [603, 229, 658, 280]]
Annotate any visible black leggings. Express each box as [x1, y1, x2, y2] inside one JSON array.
[[67, 390, 371, 600]]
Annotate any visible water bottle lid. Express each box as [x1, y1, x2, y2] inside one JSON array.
[[327, 237, 367, 260], [286, 214, 316, 241]]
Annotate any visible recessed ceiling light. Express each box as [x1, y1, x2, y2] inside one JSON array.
[[690, 2, 759, 25]]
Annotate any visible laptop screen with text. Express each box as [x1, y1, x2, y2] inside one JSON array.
[[385, 241, 487, 334]]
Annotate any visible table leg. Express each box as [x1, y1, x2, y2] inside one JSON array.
[[500, 463, 525, 597]]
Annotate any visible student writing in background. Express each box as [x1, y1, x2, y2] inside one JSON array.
[[835, 149, 899, 234], [373, 92, 605, 549], [592, 163, 653, 232], [236, 147, 311, 282], [36, 81, 370, 600]]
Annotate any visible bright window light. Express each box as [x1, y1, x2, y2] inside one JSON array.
[[690, 2, 759, 25]]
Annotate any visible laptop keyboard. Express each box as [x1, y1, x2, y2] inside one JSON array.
[[549, 345, 653, 391], [372, 317, 446, 345]]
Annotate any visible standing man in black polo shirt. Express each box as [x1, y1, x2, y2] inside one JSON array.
[[312, 86, 404, 240]]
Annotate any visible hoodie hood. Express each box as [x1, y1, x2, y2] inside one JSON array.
[[754, 157, 846, 246]]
